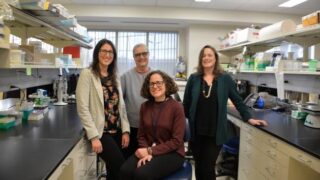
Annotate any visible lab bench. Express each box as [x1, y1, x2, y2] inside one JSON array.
[[227, 106, 320, 180], [0, 104, 95, 180]]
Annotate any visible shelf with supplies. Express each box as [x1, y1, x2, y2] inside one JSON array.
[[4, 5, 92, 49], [233, 70, 320, 75], [219, 24, 320, 57]]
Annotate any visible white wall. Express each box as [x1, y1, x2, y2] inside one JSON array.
[[65, 4, 302, 76], [185, 24, 237, 76]]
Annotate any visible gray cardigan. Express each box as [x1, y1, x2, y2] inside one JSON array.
[[183, 72, 251, 145]]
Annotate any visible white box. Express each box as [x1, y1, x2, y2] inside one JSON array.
[[236, 28, 259, 44]]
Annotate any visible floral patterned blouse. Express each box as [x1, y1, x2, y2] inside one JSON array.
[[101, 76, 120, 133]]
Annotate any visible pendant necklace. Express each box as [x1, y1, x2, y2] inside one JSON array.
[[202, 79, 214, 98]]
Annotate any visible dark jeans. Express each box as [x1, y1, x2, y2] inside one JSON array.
[[120, 152, 184, 180], [123, 127, 139, 159], [190, 135, 222, 180], [98, 132, 125, 180]]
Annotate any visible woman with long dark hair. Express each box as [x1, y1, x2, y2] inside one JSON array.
[[76, 39, 130, 180]]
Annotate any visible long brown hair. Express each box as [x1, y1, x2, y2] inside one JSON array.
[[90, 39, 118, 86], [196, 45, 224, 76], [141, 70, 178, 101]]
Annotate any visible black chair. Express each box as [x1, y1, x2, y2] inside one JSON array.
[[216, 137, 239, 179]]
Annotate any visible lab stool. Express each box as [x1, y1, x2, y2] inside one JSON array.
[[96, 156, 107, 180], [216, 137, 239, 179]]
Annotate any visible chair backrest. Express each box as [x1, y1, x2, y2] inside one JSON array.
[[184, 118, 190, 142]]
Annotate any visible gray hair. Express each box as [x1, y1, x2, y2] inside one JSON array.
[[133, 43, 149, 55]]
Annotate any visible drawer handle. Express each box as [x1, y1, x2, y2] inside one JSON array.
[[268, 139, 278, 148], [246, 136, 252, 143], [265, 167, 275, 176], [244, 150, 252, 158], [267, 150, 277, 158], [298, 155, 312, 165], [242, 168, 249, 175]]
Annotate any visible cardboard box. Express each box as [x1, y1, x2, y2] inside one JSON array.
[[19, 45, 40, 64], [63, 46, 80, 58], [302, 11, 320, 27], [236, 28, 259, 44]]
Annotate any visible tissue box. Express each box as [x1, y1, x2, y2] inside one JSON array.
[[302, 11, 320, 27]]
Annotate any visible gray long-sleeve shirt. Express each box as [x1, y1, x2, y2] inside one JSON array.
[[120, 68, 151, 128]]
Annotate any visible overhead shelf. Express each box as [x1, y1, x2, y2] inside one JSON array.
[[219, 24, 320, 56], [4, 6, 92, 49]]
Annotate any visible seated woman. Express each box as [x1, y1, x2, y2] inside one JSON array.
[[120, 70, 185, 180]]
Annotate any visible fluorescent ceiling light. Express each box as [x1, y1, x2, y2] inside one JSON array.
[[195, 0, 211, 2], [279, 0, 308, 8]]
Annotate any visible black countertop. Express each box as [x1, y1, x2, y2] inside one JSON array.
[[0, 104, 83, 180], [227, 106, 320, 159]]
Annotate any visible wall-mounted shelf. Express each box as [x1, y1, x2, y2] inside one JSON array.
[[4, 6, 92, 49], [238, 70, 275, 74], [219, 24, 320, 57], [282, 71, 320, 75], [235, 70, 320, 75], [0, 64, 82, 69]]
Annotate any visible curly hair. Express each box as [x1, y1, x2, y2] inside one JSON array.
[[196, 45, 224, 76], [141, 70, 178, 100]]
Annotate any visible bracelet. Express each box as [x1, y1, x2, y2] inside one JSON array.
[[147, 147, 152, 155]]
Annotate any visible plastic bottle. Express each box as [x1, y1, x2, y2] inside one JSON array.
[[175, 56, 187, 80], [256, 96, 265, 109]]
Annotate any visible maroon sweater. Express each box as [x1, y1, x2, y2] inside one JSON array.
[[138, 97, 185, 157]]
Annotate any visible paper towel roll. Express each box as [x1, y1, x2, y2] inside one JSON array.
[[259, 19, 296, 39]]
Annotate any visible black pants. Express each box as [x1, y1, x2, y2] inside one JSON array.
[[98, 132, 125, 180], [190, 135, 222, 180], [123, 127, 139, 159], [119, 152, 184, 180]]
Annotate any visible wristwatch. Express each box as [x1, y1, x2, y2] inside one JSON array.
[[147, 147, 152, 155]]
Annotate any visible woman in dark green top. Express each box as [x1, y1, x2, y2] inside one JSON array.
[[183, 45, 267, 180]]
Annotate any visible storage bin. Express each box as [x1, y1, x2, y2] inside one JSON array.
[[0, 117, 15, 130], [236, 28, 259, 44], [308, 59, 318, 72]]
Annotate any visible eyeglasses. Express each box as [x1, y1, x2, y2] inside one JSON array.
[[134, 52, 149, 58], [99, 49, 114, 56], [149, 81, 164, 88]]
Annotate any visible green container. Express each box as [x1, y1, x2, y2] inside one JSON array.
[[22, 110, 32, 124], [0, 117, 16, 130], [308, 59, 318, 72]]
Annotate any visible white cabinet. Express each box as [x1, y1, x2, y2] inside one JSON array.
[[49, 137, 96, 180], [236, 120, 320, 180]]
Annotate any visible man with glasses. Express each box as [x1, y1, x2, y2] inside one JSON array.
[[121, 43, 153, 159]]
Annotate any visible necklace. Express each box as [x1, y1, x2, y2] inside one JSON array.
[[202, 84, 213, 98]]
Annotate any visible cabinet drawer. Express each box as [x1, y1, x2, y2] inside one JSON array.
[[239, 156, 267, 180], [258, 153, 288, 180], [48, 158, 74, 180], [289, 148, 320, 173]]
